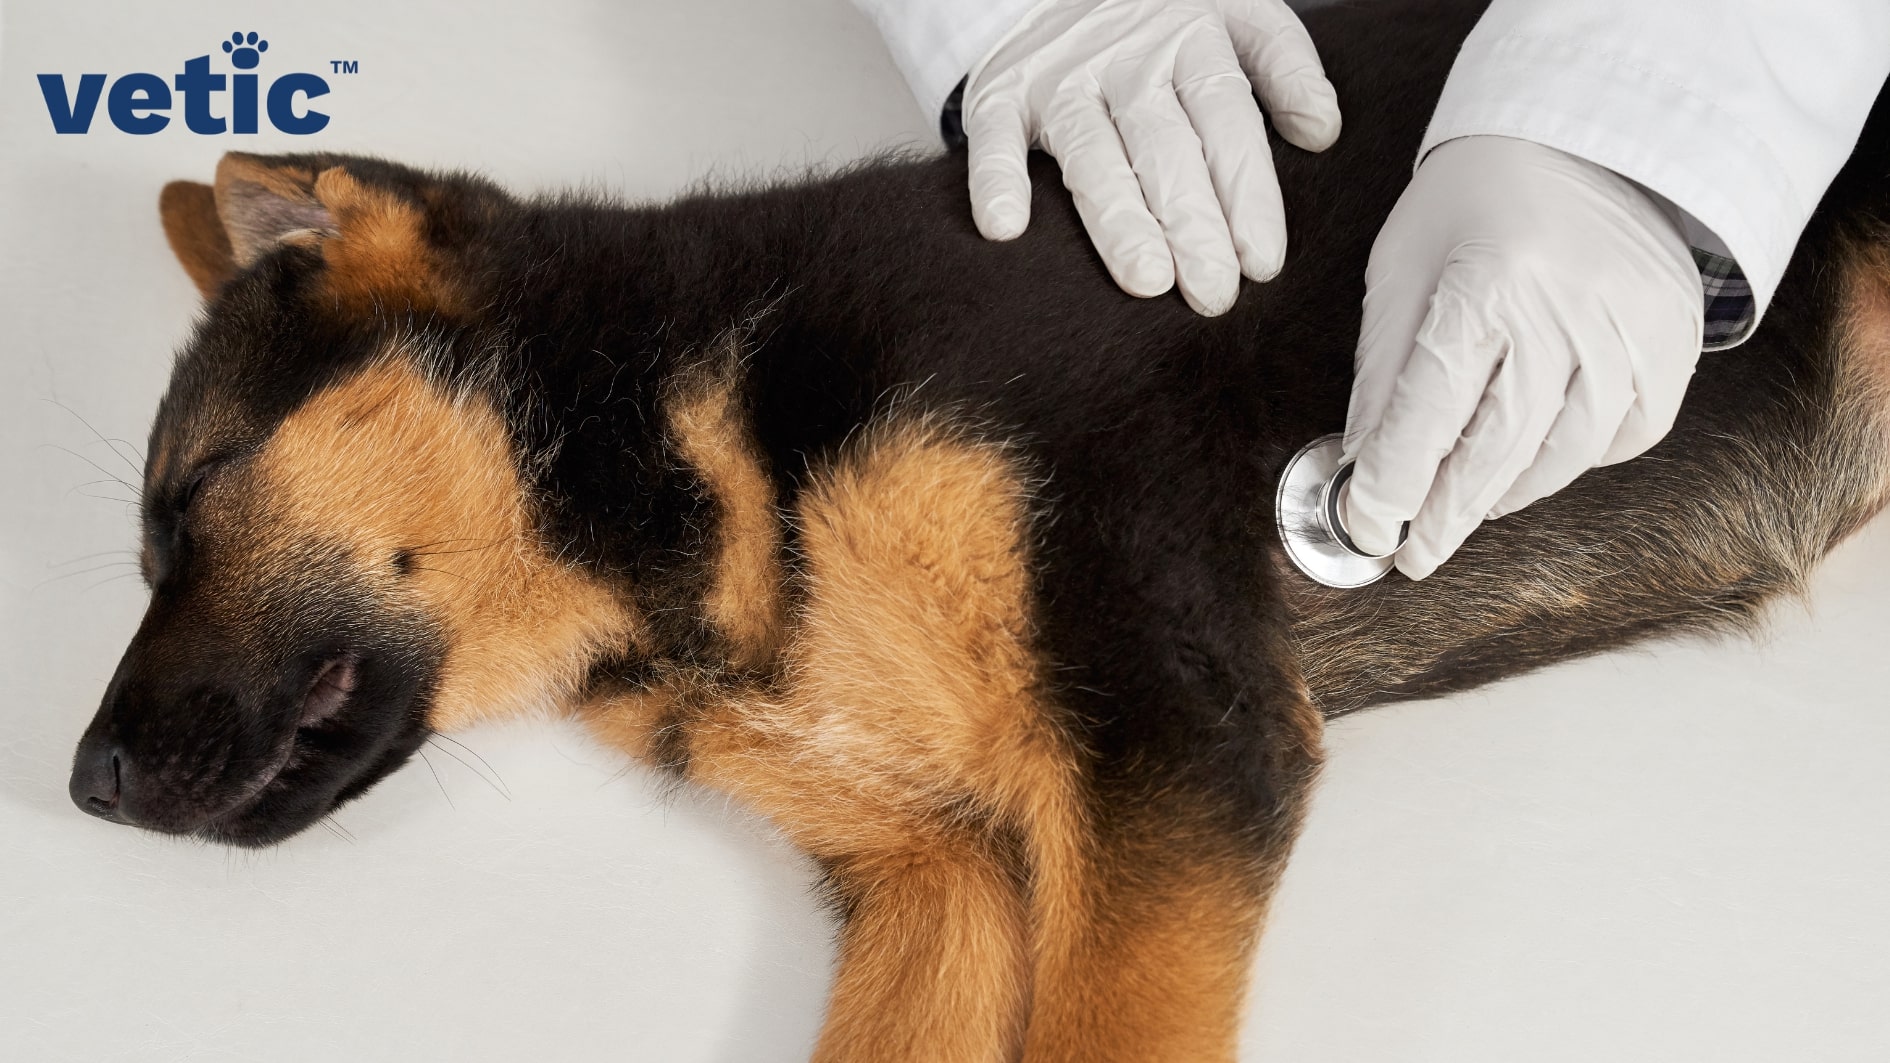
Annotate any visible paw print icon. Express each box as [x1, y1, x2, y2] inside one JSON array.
[[222, 31, 269, 70]]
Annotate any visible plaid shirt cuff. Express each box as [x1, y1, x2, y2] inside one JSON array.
[[1692, 247, 1755, 351]]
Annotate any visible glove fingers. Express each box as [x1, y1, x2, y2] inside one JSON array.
[[1219, 0, 1341, 151], [1042, 92, 1176, 298], [1489, 354, 1636, 519], [1106, 71, 1242, 315], [1344, 283, 1506, 557], [1399, 323, 1571, 579], [965, 95, 1035, 242], [1344, 239, 1448, 460], [1173, 26, 1288, 282]]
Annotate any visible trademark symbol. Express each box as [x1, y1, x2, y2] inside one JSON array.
[[330, 60, 359, 74]]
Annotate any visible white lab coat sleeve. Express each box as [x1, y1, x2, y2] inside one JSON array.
[[850, 0, 1049, 128], [1420, 0, 1890, 346]]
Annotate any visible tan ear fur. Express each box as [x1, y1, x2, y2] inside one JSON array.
[[158, 181, 236, 299]]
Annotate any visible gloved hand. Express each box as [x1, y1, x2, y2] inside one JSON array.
[[963, 0, 1341, 315], [1343, 135, 1706, 579]]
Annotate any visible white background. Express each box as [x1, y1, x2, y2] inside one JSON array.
[[2, 2, 1887, 1060]]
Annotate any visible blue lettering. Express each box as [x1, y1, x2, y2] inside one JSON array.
[[174, 56, 226, 134], [37, 73, 106, 134], [41, 49, 342, 136], [233, 73, 258, 134], [266, 73, 330, 135], [107, 73, 171, 135]]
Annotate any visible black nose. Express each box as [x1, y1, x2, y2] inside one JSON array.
[[70, 737, 127, 822]]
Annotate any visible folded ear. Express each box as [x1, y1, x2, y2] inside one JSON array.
[[212, 153, 337, 267], [158, 152, 464, 313]]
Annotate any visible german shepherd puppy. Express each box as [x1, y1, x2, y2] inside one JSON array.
[[68, 0, 1890, 1058]]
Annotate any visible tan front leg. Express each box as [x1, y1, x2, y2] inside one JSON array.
[[813, 836, 1031, 1063], [1019, 699, 1322, 1063], [602, 685, 1037, 1063], [1024, 825, 1279, 1063]]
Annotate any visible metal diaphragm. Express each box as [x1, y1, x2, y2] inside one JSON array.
[[1275, 434, 1407, 589]]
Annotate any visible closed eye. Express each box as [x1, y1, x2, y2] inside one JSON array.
[[144, 458, 224, 585], [175, 460, 220, 515]]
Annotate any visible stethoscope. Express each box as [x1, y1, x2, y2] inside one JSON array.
[[1274, 434, 1409, 589]]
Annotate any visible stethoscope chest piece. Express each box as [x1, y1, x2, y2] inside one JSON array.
[[1275, 434, 1405, 589]]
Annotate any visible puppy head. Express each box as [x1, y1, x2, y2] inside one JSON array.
[[72, 153, 636, 846]]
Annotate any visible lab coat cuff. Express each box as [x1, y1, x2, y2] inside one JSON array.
[[853, 0, 1048, 139], [1419, 30, 1799, 345]]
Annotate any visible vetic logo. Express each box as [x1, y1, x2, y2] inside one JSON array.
[[38, 32, 349, 136]]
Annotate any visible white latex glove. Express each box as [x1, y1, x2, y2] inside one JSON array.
[[963, 0, 1341, 315], [1344, 135, 1706, 580]]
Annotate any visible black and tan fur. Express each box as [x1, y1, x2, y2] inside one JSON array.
[[67, 1, 1890, 1059]]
